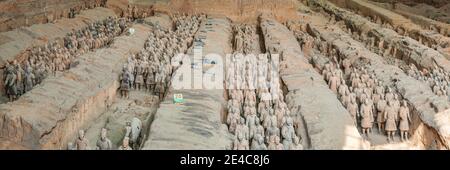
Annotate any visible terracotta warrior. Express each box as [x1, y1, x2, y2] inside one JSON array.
[[328, 72, 339, 93], [385, 87, 394, 102], [360, 99, 373, 138], [118, 137, 132, 150], [376, 95, 387, 133], [265, 121, 280, 142], [233, 133, 249, 150], [236, 118, 249, 140], [347, 97, 359, 125], [281, 119, 296, 150], [96, 128, 112, 150], [246, 110, 258, 140], [75, 130, 90, 150], [384, 100, 398, 142], [120, 67, 131, 98], [290, 136, 303, 150], [134, 63, 144, 90], [250, 135, 267, 150], [399, 101, 411, 141], [274, 136, 284, 150]]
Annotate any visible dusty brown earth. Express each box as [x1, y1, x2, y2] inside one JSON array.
[[0, 0, 449, 150]]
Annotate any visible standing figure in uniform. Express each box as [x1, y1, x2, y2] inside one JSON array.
[[96, 128, 112, 150], [360, 99, 373, 138], [4, 65, 18, 101], [376, 95, 387, 133], [399, 101, 411, 141], [384, 101, 398, 142], [120, 67, 131, 98], [75, 130, 90, 150]]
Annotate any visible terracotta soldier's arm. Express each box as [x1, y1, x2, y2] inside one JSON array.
[[108, 140, 113, 150], [32, 74, 36, 85], [245, 116, 250, 127], [359, 106, 363, 118], [356, 106, 360, 118], [4, 76, 9, 85], [408, 110, 412, 123], [12, 75, 17, 85]]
